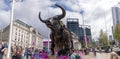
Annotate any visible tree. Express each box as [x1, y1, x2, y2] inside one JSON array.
[[113, 24, 120, 43], [90, 39, 96, 47], [98, 29, 108, 47]]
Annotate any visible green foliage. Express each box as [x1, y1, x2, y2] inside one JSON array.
[[109, 40, 115, 45], [91, 39, 97, 47], [99, 29, 108, 47], [113, 24, 120, 43]]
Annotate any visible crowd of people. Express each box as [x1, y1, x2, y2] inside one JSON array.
[[0, 40, 41, 59], [0, 40, 120, 59], [0, 40, 7, 59]]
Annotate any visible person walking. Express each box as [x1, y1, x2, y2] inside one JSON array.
[[25, 47, 29, 59], [21, 48, 25, 59], [92, 48, 96, 56], [110, 51, 120, 59], [70, 49, 76, 59], [2, 48, 8, 59], [0, 41, 3, 59], [12, 46, 17, 59]]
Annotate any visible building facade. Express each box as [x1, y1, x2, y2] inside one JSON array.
[[112, 3, 120, 27], [0, 30, 2, 40], [2, 20, 43, 49], [67, 18, 92, 48]]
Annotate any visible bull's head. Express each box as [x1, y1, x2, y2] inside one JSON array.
[[39, 4, 66, 30]]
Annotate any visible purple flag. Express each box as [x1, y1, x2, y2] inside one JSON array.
[[84, 36, 88, 44], [32, 40, 34, 45]]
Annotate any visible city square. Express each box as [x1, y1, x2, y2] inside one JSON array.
[[0, 0, 120, 59]]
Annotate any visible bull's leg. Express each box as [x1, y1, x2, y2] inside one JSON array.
[[51, 41, 55, 55]]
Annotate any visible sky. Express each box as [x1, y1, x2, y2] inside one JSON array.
[[0, 0, 119, 40]]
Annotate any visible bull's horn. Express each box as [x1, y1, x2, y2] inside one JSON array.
[[55, 4, 66, 19], [39, 12, 46, 23]]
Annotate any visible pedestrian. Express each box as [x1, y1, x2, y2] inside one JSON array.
[[21, 48, 25, 59], [28, 47, 32, 59], [16, 47, 22, 59], [110, 51, 120, 59], [79, 50, 83, 58], [0, 41, 3, 59], [93, 48, 96, 56], [12, 46, 17, 59], [25, 47, 29, 59], [99, 47, 102, 53], [2, 48, 8, 59], [70, 49, 76, 59]]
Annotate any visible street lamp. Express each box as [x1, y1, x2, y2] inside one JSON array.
[[80, 9, 88, 48], [104, 11, 110, 46], [7, 0, 15, 58], [76, 0, 88, 48]]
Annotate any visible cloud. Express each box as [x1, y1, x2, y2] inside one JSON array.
[[0, 0, 8, 10], [0, 0, 120, 40]]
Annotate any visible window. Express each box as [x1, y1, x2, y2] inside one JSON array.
[[18, 39, 19, 41], [21, 34, 23, 37], [19, 29, 20, 32], [16, 32, 17, 35]]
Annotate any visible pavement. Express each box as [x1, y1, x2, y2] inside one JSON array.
[[82, 52, 111, 59], [0, 52, 111, 59], [45, 52, 111, 59]]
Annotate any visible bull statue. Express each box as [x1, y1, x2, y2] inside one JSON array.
[[38, 4, 73, 56]]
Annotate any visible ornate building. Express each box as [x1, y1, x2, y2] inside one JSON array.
[[2, 20, 43, 49]]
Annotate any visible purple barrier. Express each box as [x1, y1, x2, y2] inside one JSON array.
[[39, 52, 49, 59], [56, 56, 70, 59], [79, 51, 83, 58], [31, 54, 36, 59]]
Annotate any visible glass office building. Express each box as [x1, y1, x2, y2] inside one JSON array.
[[67, 18, 92, 47]]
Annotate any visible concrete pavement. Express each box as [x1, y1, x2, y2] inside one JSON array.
[[82, 52, 111, 59], [2, 52, 110, 59]]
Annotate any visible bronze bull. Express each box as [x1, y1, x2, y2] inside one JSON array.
[[38, 4, 73, 56]]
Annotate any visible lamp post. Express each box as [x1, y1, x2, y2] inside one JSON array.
[[76, 0, 88, 48], [47, 28, 50, 54], [104, 11, 110, 46], [7, 0, 15, 58], [80, 9, 87, 48], [47, 10, 50, 54]]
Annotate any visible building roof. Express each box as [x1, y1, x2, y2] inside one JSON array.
[[15, 20, 31, 28], [67, 18, 79, 22]]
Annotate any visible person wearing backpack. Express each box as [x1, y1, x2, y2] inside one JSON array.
[[70, 49, 76, 59], [75, 54, 80, 59]]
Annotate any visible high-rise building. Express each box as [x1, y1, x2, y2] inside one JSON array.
[[111, 3, 120, 41], [112, 3, 120, 27], [67, 18, 82, 39], [0, 29, 3, 40], [2, 20, 43, 49], [67, 18, 92, 47]]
